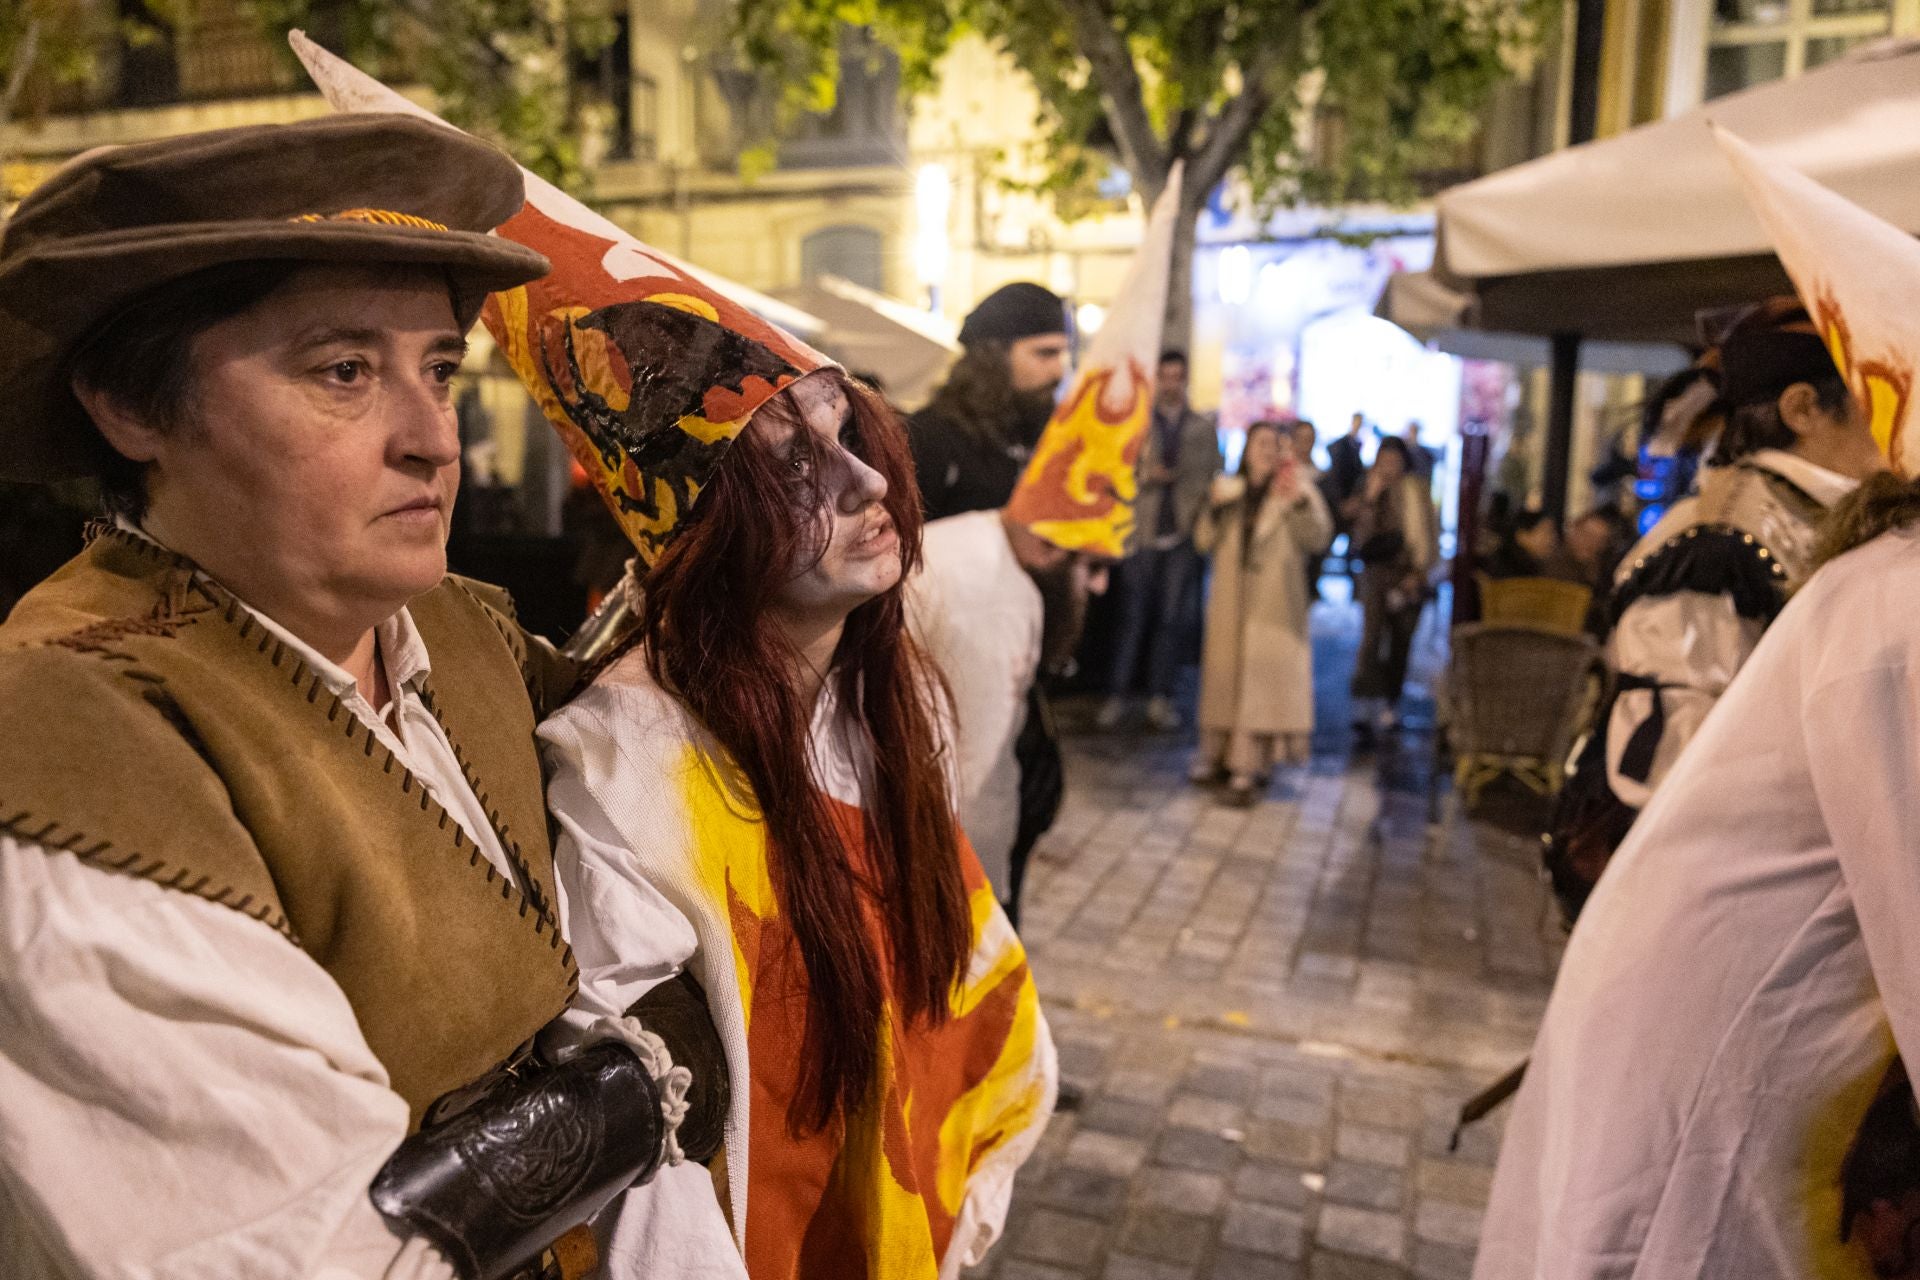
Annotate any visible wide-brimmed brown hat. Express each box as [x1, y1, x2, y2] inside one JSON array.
[[0, 113, 550, 482]]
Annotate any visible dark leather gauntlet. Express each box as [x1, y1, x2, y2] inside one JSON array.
[[370, 1041, 667, 1280], [627, 971, 729, 1165]]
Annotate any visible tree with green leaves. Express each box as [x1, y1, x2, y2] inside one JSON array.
[[2, 0, 161, 196], [253, 0, 623, 185], [737, 0, 1553, 344], [3, 0, 111, 134], [3, 0, 620, 196]]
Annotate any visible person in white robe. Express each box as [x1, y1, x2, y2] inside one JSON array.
[[1476, 521, 1920, 1280], [1476, 125, 1920, 1280], [905, 510, 1045, 898], [904, 508, 1110, 914], [900, 171, 1181, 922]]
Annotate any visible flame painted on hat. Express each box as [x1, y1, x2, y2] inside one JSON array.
[[1001, 166, 1182, 557], [1807, 284, 1914, 470], [482, 205, 827, 565], [1004, 364, 1151, 556]]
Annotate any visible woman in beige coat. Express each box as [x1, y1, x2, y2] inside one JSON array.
[[1193, 420, 1336, 805]]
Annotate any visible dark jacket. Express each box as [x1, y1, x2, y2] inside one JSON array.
[[1324, 435, 1368, 505], [1484, 542, 1548, 580], [907, 405, 1035, 522], [1133, 406, 1222, 545]]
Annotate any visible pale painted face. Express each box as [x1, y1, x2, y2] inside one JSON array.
[[1008, 332, 1071, 396], [134, 264, 466, 644], [755, 372, 901, 626]]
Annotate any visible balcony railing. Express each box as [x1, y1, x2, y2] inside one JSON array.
[[177, 22, 298, 101], [43, 25, 292, 113]]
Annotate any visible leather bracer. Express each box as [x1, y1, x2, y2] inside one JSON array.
[[370, 1041, 668, 1280]]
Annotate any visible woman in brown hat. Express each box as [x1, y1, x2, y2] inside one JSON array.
[[0, 116, 712, 1280]]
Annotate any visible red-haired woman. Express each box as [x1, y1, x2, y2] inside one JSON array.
[[541, 367, 1057, 1279]]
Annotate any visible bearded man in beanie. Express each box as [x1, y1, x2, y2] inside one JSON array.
[[0, 117, 723, 1280], [1476, 139, 1920, 1280], [908, 282, 1072, 521]]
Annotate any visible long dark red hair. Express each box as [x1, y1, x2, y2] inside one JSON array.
[[637, 370, 971, 1132]]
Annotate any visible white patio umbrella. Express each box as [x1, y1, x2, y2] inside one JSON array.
[[772, 274, 960, 411], [1390, 38, 1920, 345]]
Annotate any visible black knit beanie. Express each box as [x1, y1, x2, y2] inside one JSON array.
[[958, 282, 1070, 346]]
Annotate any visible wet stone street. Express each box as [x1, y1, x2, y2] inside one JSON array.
[[975, 598, 1564, 1280]]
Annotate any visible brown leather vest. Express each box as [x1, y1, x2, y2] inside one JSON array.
[[0, 528, 578, 1126]]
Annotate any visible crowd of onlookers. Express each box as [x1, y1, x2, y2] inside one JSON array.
[[1083, 360, 1665, 809], [1089, 359, 1470, 798]]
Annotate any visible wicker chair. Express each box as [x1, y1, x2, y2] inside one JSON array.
[[1478, 574, 1593, 637], [1444, 623, 1601, 807]]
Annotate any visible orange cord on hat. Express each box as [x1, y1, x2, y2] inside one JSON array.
[[289, 208, 450, 232]]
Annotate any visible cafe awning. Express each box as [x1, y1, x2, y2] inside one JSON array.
[[1388, 39, 1920, 345], [774, 275, 960, 410]]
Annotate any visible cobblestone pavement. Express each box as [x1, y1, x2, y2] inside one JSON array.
[[974, 596, 1564, 1280]]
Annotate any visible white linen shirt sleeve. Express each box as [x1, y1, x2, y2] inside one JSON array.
[[0, 838, 452, 1280], [933, 609, 1037, 895], [540, 708, 750, 1280]]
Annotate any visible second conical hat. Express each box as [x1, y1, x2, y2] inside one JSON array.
[[1715, 123, 1920, 476]]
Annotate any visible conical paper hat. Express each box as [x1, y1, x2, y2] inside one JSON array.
[[294, 33, 834, 566], [1714, 123, 1920, 476], [1004, 167, 1184, 557]]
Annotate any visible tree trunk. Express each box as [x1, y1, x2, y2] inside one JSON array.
[[0, 18, 43, 140], [0, 17, 42, 208], [1160, 194, 1203, 355]]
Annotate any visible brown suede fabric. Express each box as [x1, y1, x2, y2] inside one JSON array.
[[0, 527, 577, 1126]]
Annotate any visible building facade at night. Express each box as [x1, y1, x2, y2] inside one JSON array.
[[6, 0, 1908, 522]]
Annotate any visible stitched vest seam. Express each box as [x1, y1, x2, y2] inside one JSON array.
[[444, 577, 545, 710], [179, 557, 578, 986], [11, 558, 293, 937], [0, 805, 297, 940], [35, 527, 573, 987], [414, 678, 573, 972]]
